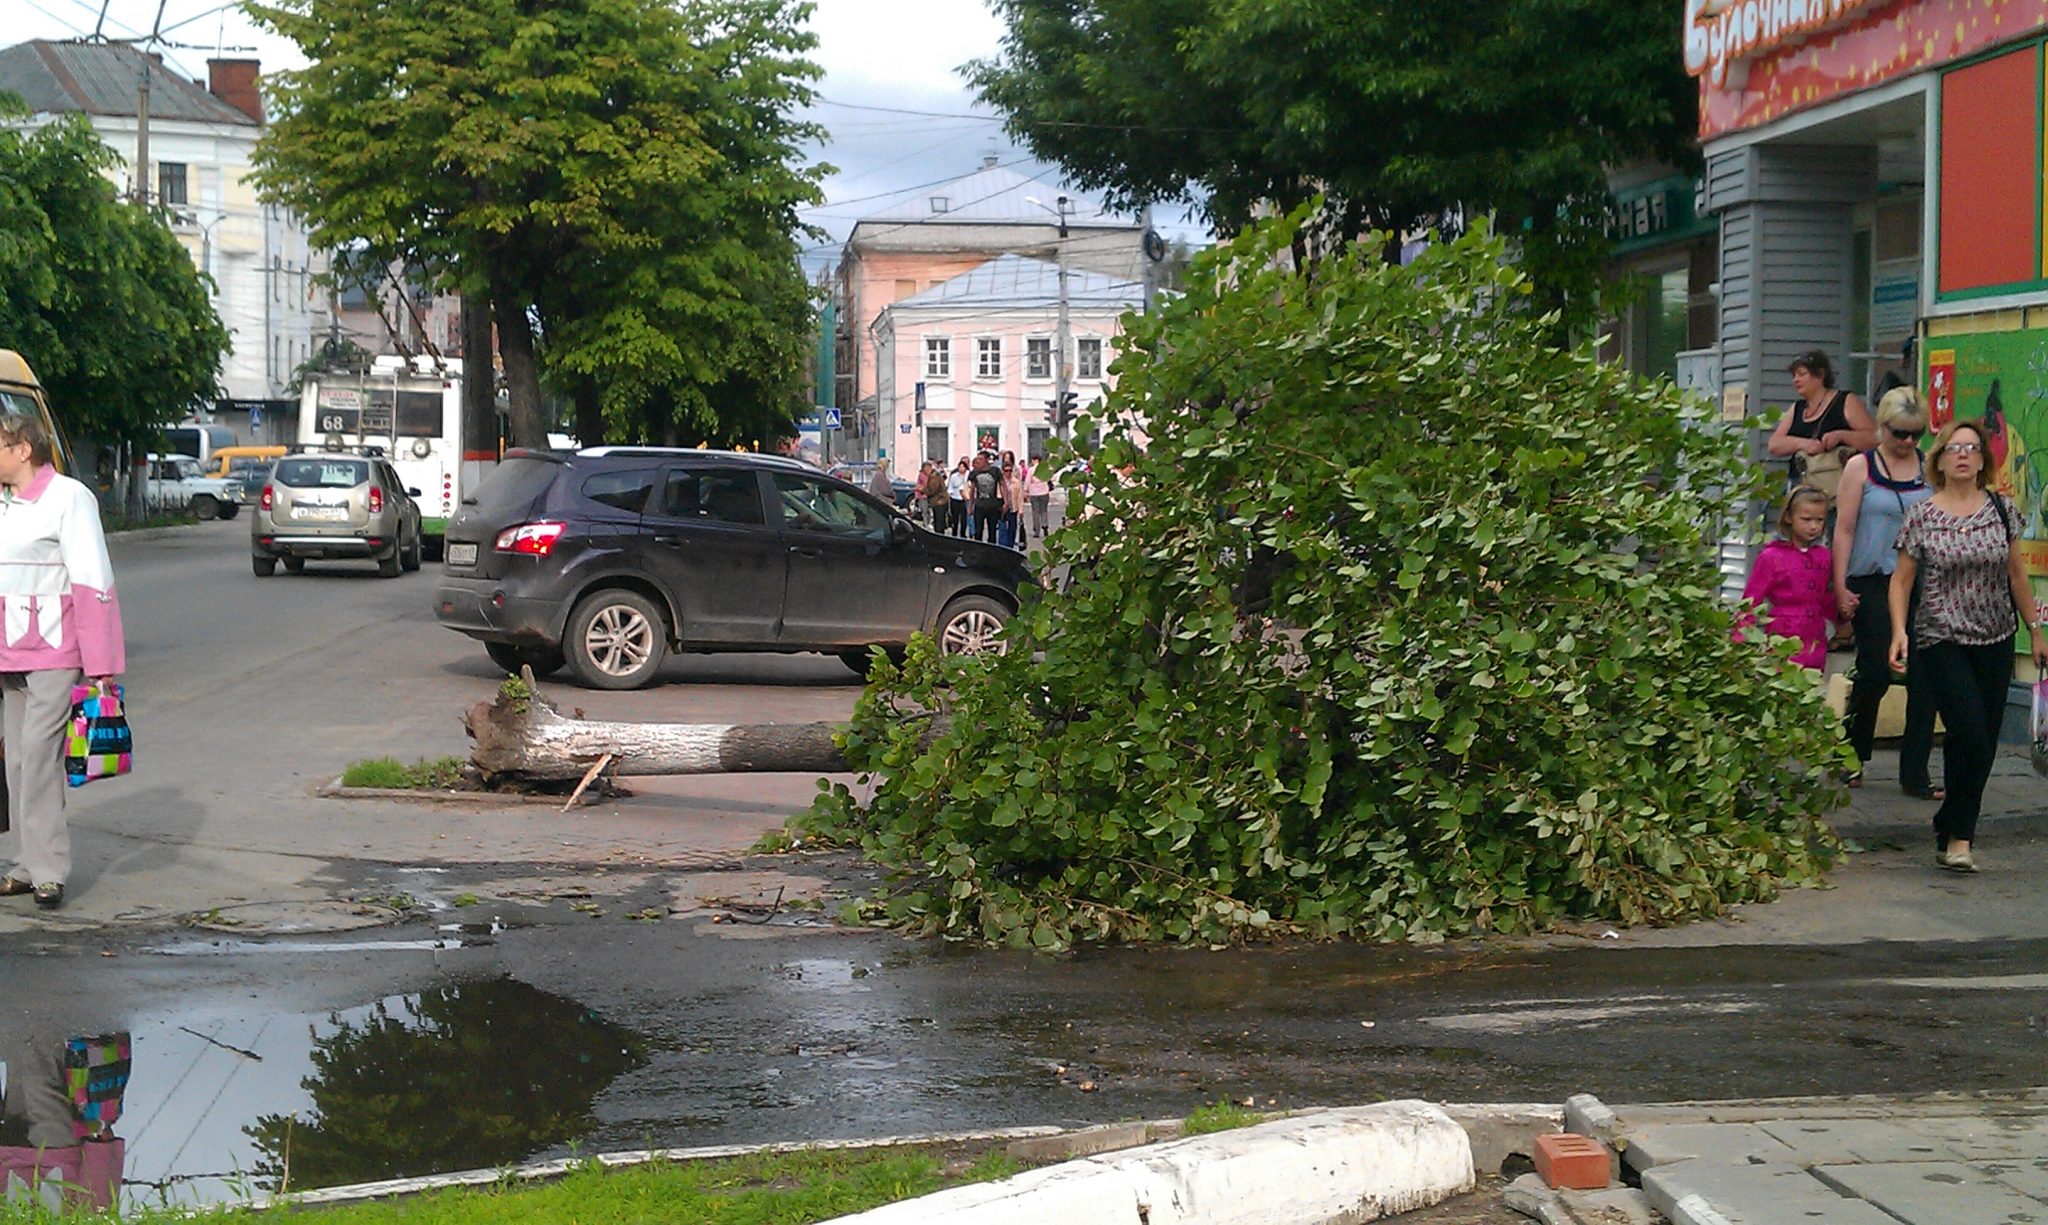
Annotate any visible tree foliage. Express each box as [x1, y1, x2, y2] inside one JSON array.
[[802, 211, 1843, 949], [968, 0, 1696, 318], [249, 0, 825, 448], [0, 108, 228, 448]]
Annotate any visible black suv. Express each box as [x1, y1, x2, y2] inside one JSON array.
[[433, 448, 1031, 688]]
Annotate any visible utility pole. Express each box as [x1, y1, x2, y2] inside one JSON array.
[[1054, 194, 1072, 444], [133, 63, 150, 204]]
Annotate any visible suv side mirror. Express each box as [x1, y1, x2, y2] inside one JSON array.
[[406, 487, 422, 497], [890, 517, 913, 545]]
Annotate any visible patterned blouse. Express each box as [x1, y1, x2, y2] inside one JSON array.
[[1895, 496, 2016, 647]]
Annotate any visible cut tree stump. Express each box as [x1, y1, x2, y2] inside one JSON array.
[[464, 669, 861, 782]]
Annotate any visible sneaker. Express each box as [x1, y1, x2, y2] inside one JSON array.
[[1939, 851, 1978, 874]]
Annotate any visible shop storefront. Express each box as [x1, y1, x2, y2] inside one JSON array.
[[1692, 0, 2048, 619]]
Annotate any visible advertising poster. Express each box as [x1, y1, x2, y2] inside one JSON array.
[[1924, 327, 2048, 602]]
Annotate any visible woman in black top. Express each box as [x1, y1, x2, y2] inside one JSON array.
[[1766, 349, 1878, 480]]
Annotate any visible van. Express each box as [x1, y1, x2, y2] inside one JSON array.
[[207, 444, 287, 504], [160, 422, 237, 466], [0, 350, 76, 474]]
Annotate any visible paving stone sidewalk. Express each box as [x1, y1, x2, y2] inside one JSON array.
[[1578, 1090, 2048, 1224]]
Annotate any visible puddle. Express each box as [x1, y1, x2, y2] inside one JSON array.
[[1, 978, 645, 1209]]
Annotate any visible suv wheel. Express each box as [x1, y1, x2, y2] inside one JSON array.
[[486, 641, 566, 679], [935, 595, 1010, 656], [191, 494, 219, 520], [378, 544, 402, 578], [282, 557, 305, 574], [252, 556, 276, 577], [839, 647, 907, 678], [566, 590, 667, 689], [218, 503, 240, 520], [402, 525, 423, 572]]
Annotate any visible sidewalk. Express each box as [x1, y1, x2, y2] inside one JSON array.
[[1559, 1089, 2048, 1224]]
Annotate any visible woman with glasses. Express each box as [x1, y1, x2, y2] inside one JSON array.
[[1890, 419, 2048, 872], [1832, 387, 1937, 793], [0, 411, 125, 910]]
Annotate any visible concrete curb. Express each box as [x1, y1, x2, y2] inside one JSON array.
[[315, 776, 606, 807], [818, 1101, 1474, 1225]]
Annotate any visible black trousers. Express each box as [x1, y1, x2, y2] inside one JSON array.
[[973, 502, 1001, 542], [1920, 637, 2014, 846], [1843, 572, 1935, 789]]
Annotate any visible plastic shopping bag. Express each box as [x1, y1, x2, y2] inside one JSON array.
[[63, 681, 131, 787], [2033, 680, 2048, 778]]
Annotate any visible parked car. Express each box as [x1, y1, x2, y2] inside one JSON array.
[[251, 449, 425, 578], [825, 461, 917, 510], [144, 453, 242, 520], [432, 447, 1031, 689], [207, 445, 287, 506]]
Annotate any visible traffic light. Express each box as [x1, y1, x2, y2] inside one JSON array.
[[1044, 390, 1080, 429]]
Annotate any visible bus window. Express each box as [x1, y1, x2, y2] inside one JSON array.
[[396, 390, 444, 436]]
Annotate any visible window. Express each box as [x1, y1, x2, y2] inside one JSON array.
[[924, 337, 951, 379], [663, 468, 764, 525], [580, 469, 657, 512], [395, 390, 443, 437], [1027, 426, 1051, 461], [157, 162, 188, 206], [976, 338, 1002, 379], [1026, 337, 1053, 380], [925, 425, 950, 465], [895, 278, 919, 301], [771, 473, 890, 541], [275, 458, 369, 488], [1076, 337, 1104, 380]]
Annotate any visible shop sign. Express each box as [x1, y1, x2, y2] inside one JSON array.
[[1871, 262, 1920, 341], [1606, 177, 1712, 254], [1695, 0, 2048, 140], [1684, 0, 1886, 88]]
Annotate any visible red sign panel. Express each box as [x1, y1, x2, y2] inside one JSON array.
[[1938, 46, 2041, 293], [1696, 0, 2048, 139]]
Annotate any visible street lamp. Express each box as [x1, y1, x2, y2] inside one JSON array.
[[1024, 195, 1074, 443]]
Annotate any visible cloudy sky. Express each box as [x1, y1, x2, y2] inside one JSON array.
[[14, 0, 1207, 263]]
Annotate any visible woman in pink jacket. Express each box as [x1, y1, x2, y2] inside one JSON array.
[[1740, 485, 1834, 672], [0, 410, 125, 909]]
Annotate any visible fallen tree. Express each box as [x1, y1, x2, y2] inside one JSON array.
[[464, 673, 852, 781]]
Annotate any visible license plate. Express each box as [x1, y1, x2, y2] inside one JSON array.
[[298, 506, 346, 522], [448, 543, 479, 567]]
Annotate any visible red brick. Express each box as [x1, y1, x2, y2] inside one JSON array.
[[1534, 1131, 1610, 1190]]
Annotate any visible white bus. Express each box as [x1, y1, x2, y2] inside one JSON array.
[[299, 356, 482, 551]]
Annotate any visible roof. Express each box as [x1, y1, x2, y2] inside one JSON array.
[[0, 40, 256, 125], [852, 160, 1136, 231], [888, 254, 1144, 313]]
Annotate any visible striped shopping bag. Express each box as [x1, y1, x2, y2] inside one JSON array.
[[64, 681, 131, 787]]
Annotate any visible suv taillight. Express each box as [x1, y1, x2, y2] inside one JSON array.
[[494, 522, 566, 556], [368, 485, 384, 514], [259, 484, 273, 511]]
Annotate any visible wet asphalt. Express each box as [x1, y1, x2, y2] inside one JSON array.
[[2, 519, 2045, 1207]]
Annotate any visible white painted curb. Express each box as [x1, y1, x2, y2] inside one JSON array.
[[819, 1100, 1474, 1225]]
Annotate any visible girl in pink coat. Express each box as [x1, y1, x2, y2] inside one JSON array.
[[1740, 485, 1834, 671]]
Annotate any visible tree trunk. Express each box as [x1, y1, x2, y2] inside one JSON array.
[[488, 271, 549, 449], [572, 384, 604, 449], [464, 677, 856, 780], [459, 294, 499, 461]]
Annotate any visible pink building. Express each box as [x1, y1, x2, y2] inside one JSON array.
[[872, 255, 1144, 475], [834, 158, 1149, 467]]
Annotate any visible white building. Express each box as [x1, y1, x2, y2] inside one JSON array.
[[0, 40, 326, 413], [871, 254, 1144, 477]]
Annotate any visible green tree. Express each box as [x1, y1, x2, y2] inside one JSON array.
[[0, 107, 228, 451], [803, 211, 1843, 949], [968, 0, 1695, 320], [250, 0, 826, 449]]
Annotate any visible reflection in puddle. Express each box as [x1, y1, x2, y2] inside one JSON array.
[[5, 978, 645, 1209]]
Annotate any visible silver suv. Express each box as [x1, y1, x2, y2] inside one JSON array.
[[252, 451, 424, 578]]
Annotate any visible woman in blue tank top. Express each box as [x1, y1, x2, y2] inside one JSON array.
[[1830, 387, 1937, 794]]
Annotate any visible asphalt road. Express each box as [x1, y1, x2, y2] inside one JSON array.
[[3, 518, 2046, 1210]]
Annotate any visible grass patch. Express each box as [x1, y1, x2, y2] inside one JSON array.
[[1182, 1100, 1265, 1135], [0, 1143, 1027, 1224], [341, 756, 468, 790]]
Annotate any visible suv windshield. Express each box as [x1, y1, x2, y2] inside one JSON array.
[[276, 457, 369, 488]]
